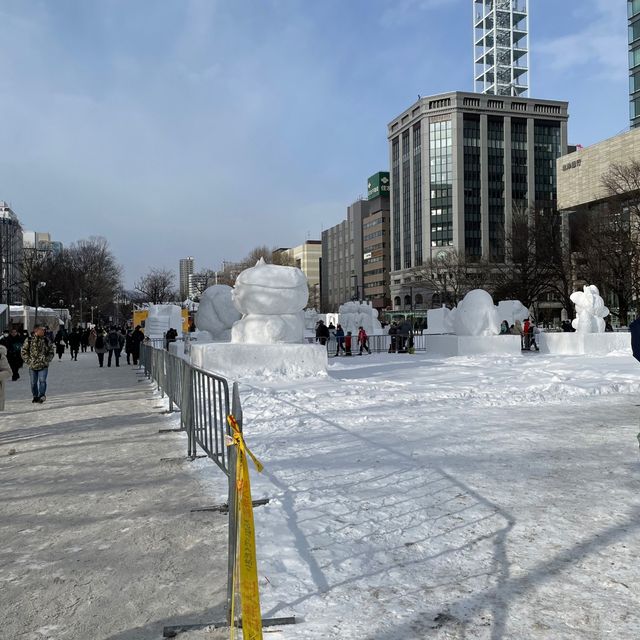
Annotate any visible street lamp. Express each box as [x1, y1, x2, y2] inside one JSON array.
[[34, 281, 46, 327], [90, 305, 97, 325]]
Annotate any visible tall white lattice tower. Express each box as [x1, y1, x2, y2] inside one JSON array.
[[474, 0, 529, 97]]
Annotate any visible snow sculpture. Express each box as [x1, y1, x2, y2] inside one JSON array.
[[195, 285, 241, 341], [338, 301, 383, 336], [231, 259, 308, 344], [304, 308, 319, 331], [426, 305, 453, 334], [146, 304, 183, 339], [570, 285, 609, 333], [451, 289, 500, 336], [497, 300, 529, 327]]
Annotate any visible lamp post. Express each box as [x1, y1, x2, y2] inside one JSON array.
[[34, 281, 46, 328], [91, 306, 96, 325]]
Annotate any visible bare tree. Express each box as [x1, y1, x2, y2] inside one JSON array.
[[135, 268, 177, 304], [413, 249, 491, 307], [491, 206, 560, 310]]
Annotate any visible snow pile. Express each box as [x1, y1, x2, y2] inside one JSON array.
[[232, 259, 308, 344], [195, 284, 241, 341], [571, 284, 609, 333], [497, 299, 529, 326]]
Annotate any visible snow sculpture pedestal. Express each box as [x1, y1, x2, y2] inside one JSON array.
[[190, 343, 328, 380]]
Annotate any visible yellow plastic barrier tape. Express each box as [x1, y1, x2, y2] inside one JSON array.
[[228, 414, 263, 640]]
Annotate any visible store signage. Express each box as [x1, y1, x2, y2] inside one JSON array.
[[562, 159, 582, 171]]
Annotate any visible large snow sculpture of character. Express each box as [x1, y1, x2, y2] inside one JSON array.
[[231, 259, 309, 344], [451, 289, 500, 336], [195, 284, 242, 341], [338, 301, 383, 336], [570, 285, 609, 333]]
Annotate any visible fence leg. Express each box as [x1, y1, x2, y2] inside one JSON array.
[[181, 364, 195, 458], [226, 382, 242, 626]]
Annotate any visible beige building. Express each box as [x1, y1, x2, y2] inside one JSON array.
[[557, 127, 640, 211], [278, 241, 322, 308]]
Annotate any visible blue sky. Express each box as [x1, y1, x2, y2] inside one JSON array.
[[0, 0, 628, 287]]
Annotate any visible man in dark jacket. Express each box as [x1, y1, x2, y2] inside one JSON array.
[[21, 325, 55, 403], [315, 320, 330, 346], [131, 325, 144, 365], [0, 327, 25, 380]]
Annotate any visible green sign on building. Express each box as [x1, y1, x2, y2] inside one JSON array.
[[367, 172, 390, 200]]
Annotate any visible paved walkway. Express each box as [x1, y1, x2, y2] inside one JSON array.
[[0, 350, 229, 640]]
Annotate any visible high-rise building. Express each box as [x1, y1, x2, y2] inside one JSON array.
[[387, 91, 568, 309], [474, 0, 529, 97], [179, 257, 194, 301], [630, 0, 640, 127], [321, 200, 367, 312], [363, 173, 391, 311], [23, 231, 63, 255], [0, 202, 24, 305]]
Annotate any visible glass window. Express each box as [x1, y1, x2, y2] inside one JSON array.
[[629, 0, 640, 18], [630, 46, 640, 70]]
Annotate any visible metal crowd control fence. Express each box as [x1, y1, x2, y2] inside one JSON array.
[[307, 333, 428, 355], [138, 343, 296, 635]]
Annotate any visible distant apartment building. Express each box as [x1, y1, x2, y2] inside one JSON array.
[[1, 202, 23, 305], [388, 91, 568, 309], [179, 257, 194, 300], [321, 199, 366, 312], [631, 0, 640, 127], [363, 172, 391, 310], [188, 272, 210, 299]]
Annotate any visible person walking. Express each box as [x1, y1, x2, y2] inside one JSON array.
[[94, 328, 107, 367], [54, 327, 67, 360], [334, 324, 345, 356], [357, 326, 371, 355], [0, 345, 12, 410], [0, 327, 25, 380], [131, 325, 144, 365], [106, 327, 125, 367], [68, 328, 81, 360], [165, 327, 178, 351], [315, 320, 330, 346], [344, 331, 353, 356], [80, 328, 89, 352], [21, 324, 55, 404], [88, 328, 97, 352], [124, 329, 133, 365]]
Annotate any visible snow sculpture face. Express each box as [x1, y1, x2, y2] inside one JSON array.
[[452, 289, 500, 336], [232, 258, 308, 315], [570, 285, 609, 333], [195, 285, 242, 338]]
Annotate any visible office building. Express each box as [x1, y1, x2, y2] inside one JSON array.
[[363, 172, 391, 310], [388, 91, 568, 308], [321, 200, 367, 312], [0, 202, 23, 305], [630, 0, 640, 127], [23, 230, 63, 255], [474, 0, 529, 97], [179, 257, 194, 301]]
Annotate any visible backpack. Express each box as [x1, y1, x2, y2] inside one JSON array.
[[95, 334, 105, 349]]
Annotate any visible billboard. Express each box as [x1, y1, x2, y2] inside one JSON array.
[[367, 172, 390, 200]]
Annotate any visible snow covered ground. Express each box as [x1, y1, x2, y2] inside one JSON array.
[[185, 350, 640, 639], [3, 347, 640, 639]]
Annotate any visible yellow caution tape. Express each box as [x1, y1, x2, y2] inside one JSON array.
[[228, 414, 264, 640]]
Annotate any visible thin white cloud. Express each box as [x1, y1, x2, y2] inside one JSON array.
[[536, 1, 627, 83], [380, 0, 463, 26]]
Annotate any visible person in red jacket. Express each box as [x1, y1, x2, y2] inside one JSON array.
[[357, 326, 371, 355], [344, 331, 352, 356]]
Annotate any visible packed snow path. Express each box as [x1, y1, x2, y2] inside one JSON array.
[[0, 351, 229, 640]]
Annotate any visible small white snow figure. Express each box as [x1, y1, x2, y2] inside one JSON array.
[[570, 285, 609, 333]]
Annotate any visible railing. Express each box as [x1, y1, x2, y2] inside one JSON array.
[[308, 333, 428, 355]]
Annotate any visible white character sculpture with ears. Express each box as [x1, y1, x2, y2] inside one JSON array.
[[570, 285, 609, 333], [195, 284, 242, 341], [231, 258, 309, 344]]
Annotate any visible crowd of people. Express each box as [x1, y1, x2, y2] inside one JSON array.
[[0, 323, 147, 408]]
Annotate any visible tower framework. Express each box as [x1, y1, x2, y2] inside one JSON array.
[[474, 0, 529, 97]]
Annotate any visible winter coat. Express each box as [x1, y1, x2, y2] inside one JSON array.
[[94, 332, 108, 354], [21, 335, 55, 371], [131, 328, 144, 356], [0, 333, 24, 367], [68, 331, 81, 349], [88, 330, 97, 348], [106, 331, 124, 351], [0, 345, 12, 411], [357, 328, 368, 345]]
